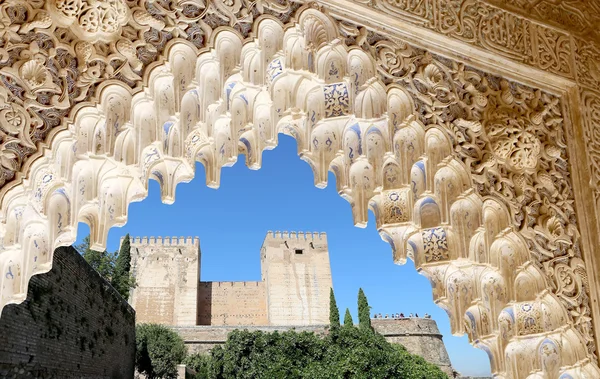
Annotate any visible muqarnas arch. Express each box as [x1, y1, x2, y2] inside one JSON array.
[[0, 5, 598, 378]]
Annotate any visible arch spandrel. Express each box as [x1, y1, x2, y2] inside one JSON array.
[[1, 1, 600, 378]]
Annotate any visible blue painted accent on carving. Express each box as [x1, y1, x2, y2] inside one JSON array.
[[421, 197, 437, 206], [163, 121, 174, 136], [503, 307, 515, 322], [152, 170, 164, 186], [415, 160, 426, 177], [347, 123, 363, 156], [226, 82, 236, 109], [240, 137, 252, 160], [407, 240, 418, 255]]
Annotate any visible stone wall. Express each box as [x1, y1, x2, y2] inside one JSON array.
[[129, 237, 200, 325], [261, 232, 332, 325], [371, 318, 454, 377], [0, 246, 135, 379], [197, 281, 267, 325]]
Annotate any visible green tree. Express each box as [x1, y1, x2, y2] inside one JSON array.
[[344, 308, 354, 327], [329, 287, 340, 330], [357, 288, 372, 331], [136, 323, 187, 379], [112, 233, 135, 299], [75, 235, 117, 280]]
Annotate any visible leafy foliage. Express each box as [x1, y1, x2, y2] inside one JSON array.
[[357, 288, 372, 330], [194, 327, 446, 379], [329, 287, 340, 330], [185, 353, 211, 378], [75, 235, 117, 279], [344, 308, 354, 327], [136, 323, 187, 379], [74, 234, 135, 300]]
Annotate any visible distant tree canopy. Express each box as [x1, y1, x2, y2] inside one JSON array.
[[74, 234, 135, 300], [183, 289, 446, 379]]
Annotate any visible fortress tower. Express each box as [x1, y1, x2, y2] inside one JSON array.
[[261, 231, 332, 326], [126, 231, 332, 327], [128, 236, 200, 326]]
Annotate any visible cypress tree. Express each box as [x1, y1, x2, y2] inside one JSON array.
[[343, 308, 353, 327], [113, 234, 133, 299], [329, 288, 340, 330], [357, 288, 372, 330]]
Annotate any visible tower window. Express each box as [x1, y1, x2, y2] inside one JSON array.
[[295, 249, 304, 255]]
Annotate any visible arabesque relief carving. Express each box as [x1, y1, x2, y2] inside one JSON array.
[[1, 1, 600, 378], [488, 0, 600, 44], [0, 0, 599, 194]]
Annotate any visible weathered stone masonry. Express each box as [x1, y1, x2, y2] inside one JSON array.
[[0, 246, 135, 379], [371, 318, 453, 377], [128, 231, 333, 327]]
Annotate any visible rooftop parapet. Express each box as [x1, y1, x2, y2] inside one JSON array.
[[264, 230, 327, 241], [124, 236, 200, 248]]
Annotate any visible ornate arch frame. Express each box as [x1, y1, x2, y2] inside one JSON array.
[[0, 0, 600, 377]]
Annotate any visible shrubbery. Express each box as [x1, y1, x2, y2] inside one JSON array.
[[136, 289, 447, 379], [184, 326, 446, 379], [136, 324, 187, 379]]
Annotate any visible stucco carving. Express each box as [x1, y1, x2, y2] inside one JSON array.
[[0, 1, 600, 378], [488, 0, 600, 44], [0, 0, 598, 195]]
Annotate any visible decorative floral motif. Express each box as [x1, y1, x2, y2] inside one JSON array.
[[422, 227, 449, 262], [49, 0, 130, 42], [323, 83, 349, 118], [488, 123, 542, 173], [382, 189, 409, 224], [517, 302, 543, 335]]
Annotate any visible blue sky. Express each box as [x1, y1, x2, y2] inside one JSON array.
[[76, 134, 490, 376]]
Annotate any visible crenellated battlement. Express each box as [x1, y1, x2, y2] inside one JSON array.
[[126, 236, 200, 247], [264, 230, 326, 241], [200, 281, 263, 288]]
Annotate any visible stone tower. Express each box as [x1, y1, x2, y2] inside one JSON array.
[[261, 231, 333, 326], [128, 236, 200, 326]]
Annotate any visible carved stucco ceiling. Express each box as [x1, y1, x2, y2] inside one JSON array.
[[0, 0, 599, 200]]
